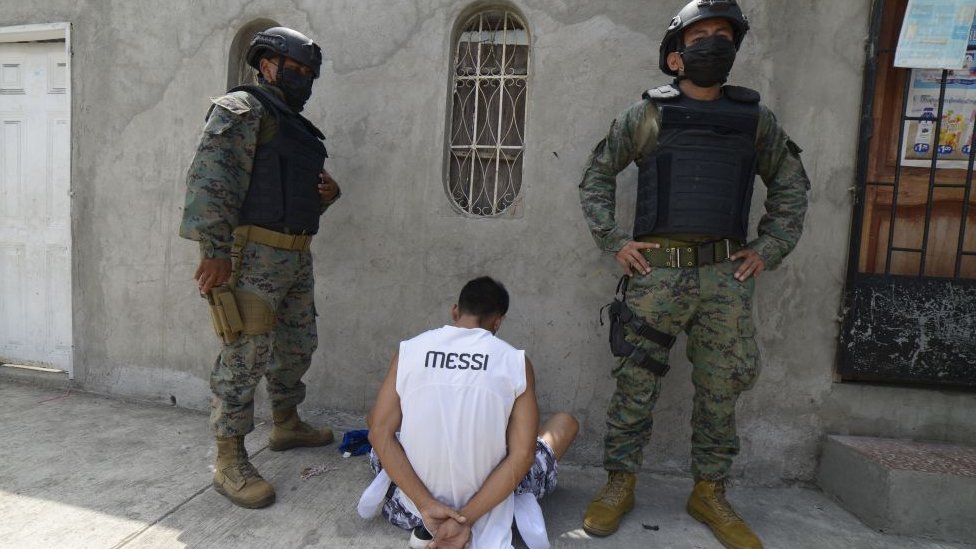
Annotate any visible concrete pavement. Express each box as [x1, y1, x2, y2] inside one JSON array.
[[1, 378, 971, 549]]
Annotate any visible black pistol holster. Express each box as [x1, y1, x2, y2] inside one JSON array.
[[601, 275, 677, 376]]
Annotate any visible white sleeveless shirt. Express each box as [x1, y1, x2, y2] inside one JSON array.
[[396, 325, 527, 549]]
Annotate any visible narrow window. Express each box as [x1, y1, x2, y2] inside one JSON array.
[[227, 19, 279, 90], [447, 8, 529, 216]]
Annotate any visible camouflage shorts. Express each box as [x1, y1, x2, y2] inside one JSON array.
[[369, 438, 558, 530]]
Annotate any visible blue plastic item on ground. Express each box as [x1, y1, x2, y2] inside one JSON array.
[[339, 429, 371, 457]]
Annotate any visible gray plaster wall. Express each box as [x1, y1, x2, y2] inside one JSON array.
[[3, 0, 974, 483]]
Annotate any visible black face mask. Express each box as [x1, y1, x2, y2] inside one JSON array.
[[275, 64, 315, 112], [679, 35, 737, 88]]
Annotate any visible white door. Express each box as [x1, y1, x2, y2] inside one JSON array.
[[0, 41, 71, 374]]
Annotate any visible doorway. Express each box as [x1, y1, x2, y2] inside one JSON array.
[[0, 23, 72, 376]]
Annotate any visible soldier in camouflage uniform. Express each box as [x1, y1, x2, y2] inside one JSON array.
[[179, 27, 340, 509], [578, 2, 809, 548]]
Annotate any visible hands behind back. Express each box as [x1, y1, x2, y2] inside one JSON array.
[[429, 517, 472, 549], [421, 501, 469, 549]]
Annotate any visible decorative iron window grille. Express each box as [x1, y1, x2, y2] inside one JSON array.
[[447, 9, 529, 216]]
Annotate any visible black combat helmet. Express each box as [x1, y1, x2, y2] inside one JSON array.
[[659, 0, 750, 76], [246, 26, 323, 78]]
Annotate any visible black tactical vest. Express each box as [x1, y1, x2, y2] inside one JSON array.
[[633, 86, 760, 241], [232, 85, 328, 235]]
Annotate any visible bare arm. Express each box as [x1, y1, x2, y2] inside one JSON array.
[[464, 357, 538, 521], [430, 358, 539, 549], [366, 352, 466, 534], [445, 357, 540, 524]]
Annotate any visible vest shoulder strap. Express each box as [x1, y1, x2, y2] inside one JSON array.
[[635, 84, 679, 161], [231, 85, 281, 123], [642, 84, 680, 101], [722, 85, 761, 104], [228, 85, 326, 142], [225, 85, 283, 144], [230, 84, 325, 141], [229, 84, 289, 114]]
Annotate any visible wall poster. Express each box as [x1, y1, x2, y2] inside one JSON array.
[[895, 0, 976, 69], [902, 13, 976, 169]]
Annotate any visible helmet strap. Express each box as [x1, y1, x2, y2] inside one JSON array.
[[275, 55, 287, 84]]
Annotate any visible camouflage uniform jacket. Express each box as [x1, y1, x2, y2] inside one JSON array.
[[179, 84, 335, 259], [578, 88, 810, 270]]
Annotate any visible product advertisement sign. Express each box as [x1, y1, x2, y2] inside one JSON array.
[[902, 67, 976, 169], [902, 13, 976, 169], [895, 0, 976, 69]]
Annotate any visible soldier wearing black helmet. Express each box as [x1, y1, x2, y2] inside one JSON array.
[[179, 26, 341, 509], [578, 1, 810, 548]]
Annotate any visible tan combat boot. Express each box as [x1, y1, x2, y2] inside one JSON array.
[[687, 479, 763, 549], [213, 436, 276, 508], [582, 471, 636, 536], [268, 406, 335, 451]]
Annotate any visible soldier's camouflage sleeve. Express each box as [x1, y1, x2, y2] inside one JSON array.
[[749, 104, 811, 270], [178, 95, 261, 259], [578, 100, 656, 253]]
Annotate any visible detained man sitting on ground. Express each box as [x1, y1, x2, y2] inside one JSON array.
[[358, 277, 578, 549]]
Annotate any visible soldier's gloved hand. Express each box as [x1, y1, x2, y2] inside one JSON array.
[[730, 248, 765, 281], [615, 241, 660, 277], [194, 258, 232, 294], [318, 169, 340, 203]]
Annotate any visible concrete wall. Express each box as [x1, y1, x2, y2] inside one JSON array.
[[3, 0, 974, 483]]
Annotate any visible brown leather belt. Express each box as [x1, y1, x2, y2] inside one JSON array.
[[636, 236, 743, 268], [233, 225, 312, 251]]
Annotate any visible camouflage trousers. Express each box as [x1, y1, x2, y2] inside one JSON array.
[[209, 241, 318, 438], [603, 259, 759, 480]]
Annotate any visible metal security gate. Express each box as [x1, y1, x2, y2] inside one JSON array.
[[839, 0, 976, 388]]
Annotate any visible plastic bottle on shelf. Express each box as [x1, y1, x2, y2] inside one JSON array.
[[914, 107, 935, 154]]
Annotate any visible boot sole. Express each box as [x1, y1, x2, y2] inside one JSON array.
[[582, 500, 634, 537], [214, 482, 276, 509], [267, 434, 335, 452], [582, 520, 618, 537], [687, 504, 752, 549]]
